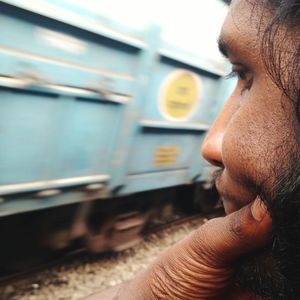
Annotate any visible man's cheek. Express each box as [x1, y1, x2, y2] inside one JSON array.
[[222, 123, 271, 186]]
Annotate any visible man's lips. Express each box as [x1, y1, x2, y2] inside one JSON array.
[[215, 173, 255, 214], [215, 175, 236, 214], [219, 194, 239, 214]]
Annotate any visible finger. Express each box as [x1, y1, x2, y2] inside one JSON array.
[[191, 196, 272, 265]]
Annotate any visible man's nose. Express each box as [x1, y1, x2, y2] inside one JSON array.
[[201, 95, 235, 167], [201, 130, 224, 167]]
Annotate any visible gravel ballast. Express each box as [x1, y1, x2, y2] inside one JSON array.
[[0, 217, 209, 300]]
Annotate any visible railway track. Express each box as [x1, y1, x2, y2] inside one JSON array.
[[0, 208, 224, 291], [144, 208, 223, 235]]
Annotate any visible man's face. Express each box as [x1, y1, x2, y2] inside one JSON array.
[[202, 0, 300, 297], [202, 0, 295, 214]]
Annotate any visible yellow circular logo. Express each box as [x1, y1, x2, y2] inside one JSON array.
[[160, 70, 201, 121]]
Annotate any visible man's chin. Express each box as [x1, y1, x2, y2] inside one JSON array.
[[234, 245, 289, 299]]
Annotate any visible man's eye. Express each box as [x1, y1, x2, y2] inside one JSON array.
[[237, 70, 247, 81], [225, 70, 247, 81], [225, 69, 253, 93]]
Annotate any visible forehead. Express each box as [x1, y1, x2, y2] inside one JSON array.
[[220, 0, 266, 61]]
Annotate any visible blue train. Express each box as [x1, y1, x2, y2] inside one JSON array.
[[0, 0, 234, 267]]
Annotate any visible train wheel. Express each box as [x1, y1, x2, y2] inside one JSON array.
[[85, 211, 146, 253]]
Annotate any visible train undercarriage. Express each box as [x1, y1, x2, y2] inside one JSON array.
[[0, 183, 220, 272]]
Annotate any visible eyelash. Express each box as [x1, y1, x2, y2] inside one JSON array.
[[225, 70, 253, 93], [225, 70, 246, 81]]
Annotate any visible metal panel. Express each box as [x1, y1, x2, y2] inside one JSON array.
[[0, 175, 109, 195], [141, 60, 222, 124], [0, 0, 145, 49], [126, 130, 205, 174], [159, 47, 227, 77], [108, 26, 162, 189], [0, 4, 141, 76], [139, 120, 210, 131], [0, 76, 132, 104], [0, 188, 109, 217], [0, 0, 232, 215], [121, 169, 191, 195], [0, 89, 121, 186], [122, 57, 224, 186]]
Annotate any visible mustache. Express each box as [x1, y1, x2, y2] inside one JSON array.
[[211, 167, 224, 186]]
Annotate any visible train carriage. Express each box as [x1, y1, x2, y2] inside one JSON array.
[[0, 0, 234, 268]]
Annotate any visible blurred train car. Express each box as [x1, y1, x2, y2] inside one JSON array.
[[0, 0, 235, 268]]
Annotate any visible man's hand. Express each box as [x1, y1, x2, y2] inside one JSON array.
[[84, 197, 272, 299]]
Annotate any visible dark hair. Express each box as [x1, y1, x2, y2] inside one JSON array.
[[224, 0, 299, 118], [225, 2, 300, 298], [258, 3, 300, 298], [261, 0, 300, 119]]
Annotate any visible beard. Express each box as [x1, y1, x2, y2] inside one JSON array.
[[231, 150, 300, 300]]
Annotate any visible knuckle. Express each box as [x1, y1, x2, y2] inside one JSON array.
[[229, 212, 247, 242], [228, 206, 257, 246]]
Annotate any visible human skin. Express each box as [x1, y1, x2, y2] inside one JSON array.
[[82, 0, 297, 298], [84, 199, 271, 299], [202, 0, 296, 216]]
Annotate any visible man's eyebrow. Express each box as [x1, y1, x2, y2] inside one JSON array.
[[218, 36, 229, 58]]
